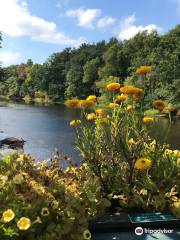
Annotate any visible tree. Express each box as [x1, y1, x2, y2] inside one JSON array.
[[0, 25, 179, 106]]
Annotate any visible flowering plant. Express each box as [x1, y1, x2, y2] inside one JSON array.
[[67, 66, 180, 215], [0, 153, 109, 240], [0, 66, 179, 240]]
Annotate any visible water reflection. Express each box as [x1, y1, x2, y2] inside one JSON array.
[[0, 102, 179, 162]]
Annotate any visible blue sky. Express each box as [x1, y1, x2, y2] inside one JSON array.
[[0, 0, 180, 66]]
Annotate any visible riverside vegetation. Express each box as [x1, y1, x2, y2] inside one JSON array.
[[0, 26, 180, 109], [0, 66, 179, 240]]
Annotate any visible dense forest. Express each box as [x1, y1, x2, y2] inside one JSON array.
[[0, 25, 180, 108]]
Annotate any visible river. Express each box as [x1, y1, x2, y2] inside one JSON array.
[[0, 102, 179, 163]]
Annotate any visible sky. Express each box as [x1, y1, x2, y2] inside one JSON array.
[[0, 0, 180, 66]]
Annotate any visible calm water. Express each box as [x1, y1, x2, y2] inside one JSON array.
[[0, 102, 179, 162], [0, 102, 80, 162]]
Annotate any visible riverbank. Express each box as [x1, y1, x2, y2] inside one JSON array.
[[0, 102, 80, 161], [1, 95, 180, 119]]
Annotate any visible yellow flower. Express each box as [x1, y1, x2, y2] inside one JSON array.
[[120, 85, 143, 95], [128, 138, 135, 144], [0, 175, 8, 184], [171, 201, 180, 218], [95, 108, 106, 117], [163, 105, 174, 113], [96, 117, 109, 125], [126, 105, 134, 111], [177, 158, 180, 164], [64, 99, 80, 108], [116, 94, 127, 102], [173, 150, 180, 157], [109, 103, 119, 109], [41, 208, 50, 216], [107, 82, 120, 91], [136, 66, 152, 74], [17, 154, 28, 162], [86, 95, 96, 102], [143, 117, 154, 123], [153, 100, 166, 111], [13, 174, 24, 184], [135, 158, 152, 170], [69, 120, 81, 126], [83, 229, 91, 240], [79, 100, 94, 108], [33, 216, 42, 224], [2, 209, 15, 222], [86, 113, 96, 121], [17, 217, 31, 230], [51, 200, 59, 210]]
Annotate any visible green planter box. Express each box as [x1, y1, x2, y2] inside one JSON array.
[[90, 212, 180, 240]]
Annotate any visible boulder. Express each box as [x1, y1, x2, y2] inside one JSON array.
[[0, 137, 26, 149]]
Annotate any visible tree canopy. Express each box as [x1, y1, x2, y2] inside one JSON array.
[[0, 25, 180, 106]]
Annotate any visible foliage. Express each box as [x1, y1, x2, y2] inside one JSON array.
[[0, 26, 180, 106], [0, 152, 109, 240], [67, 66, 180, 215], [0, 63, 180, 239]]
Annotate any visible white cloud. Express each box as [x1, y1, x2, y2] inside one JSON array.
[[66, 8, 101, 28], [117, 14, 161, 40], [97, 17, 116, 28], [0, 0, 84, 46], [0, 51, 20, 66]]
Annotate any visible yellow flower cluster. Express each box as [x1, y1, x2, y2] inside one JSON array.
[[95, 108, 106, 117], [164, 149, 180, 157], [128, 138, 135, 144], [143, 117, 154, 123], [116, 94, 127, 102], [120, 85, 144, 96], [13, 174, 24, 184], [109, 103, 119, 109], [65, 99, 80, 108], [65, 96, 96, 109], [136, 66, 152, 74], [2, 209, 31, 230], [107, 82, 120, 91], [96, 117, 109, 125], [79, 100, 94, 108], [153, 100, 166, 111], [126, 104, 134, 111], [86, 95, 96, 102], [17, 154, 28, 162], [135, 158, 152, 170], [70, 120, 81, 126], [86, 113, 96, 121]]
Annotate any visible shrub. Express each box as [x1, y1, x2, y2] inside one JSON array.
[[0, 153, 108, 239]]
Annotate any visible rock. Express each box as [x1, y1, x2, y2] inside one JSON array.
[[0, 137, 26, 149]]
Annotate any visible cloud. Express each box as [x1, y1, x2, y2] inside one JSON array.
[[66, 8, 101, 28], [0, 51, 20, 67], [117, 14, 161, 40], [97, 17, 116, 29], [0, 0, 84, 46]]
